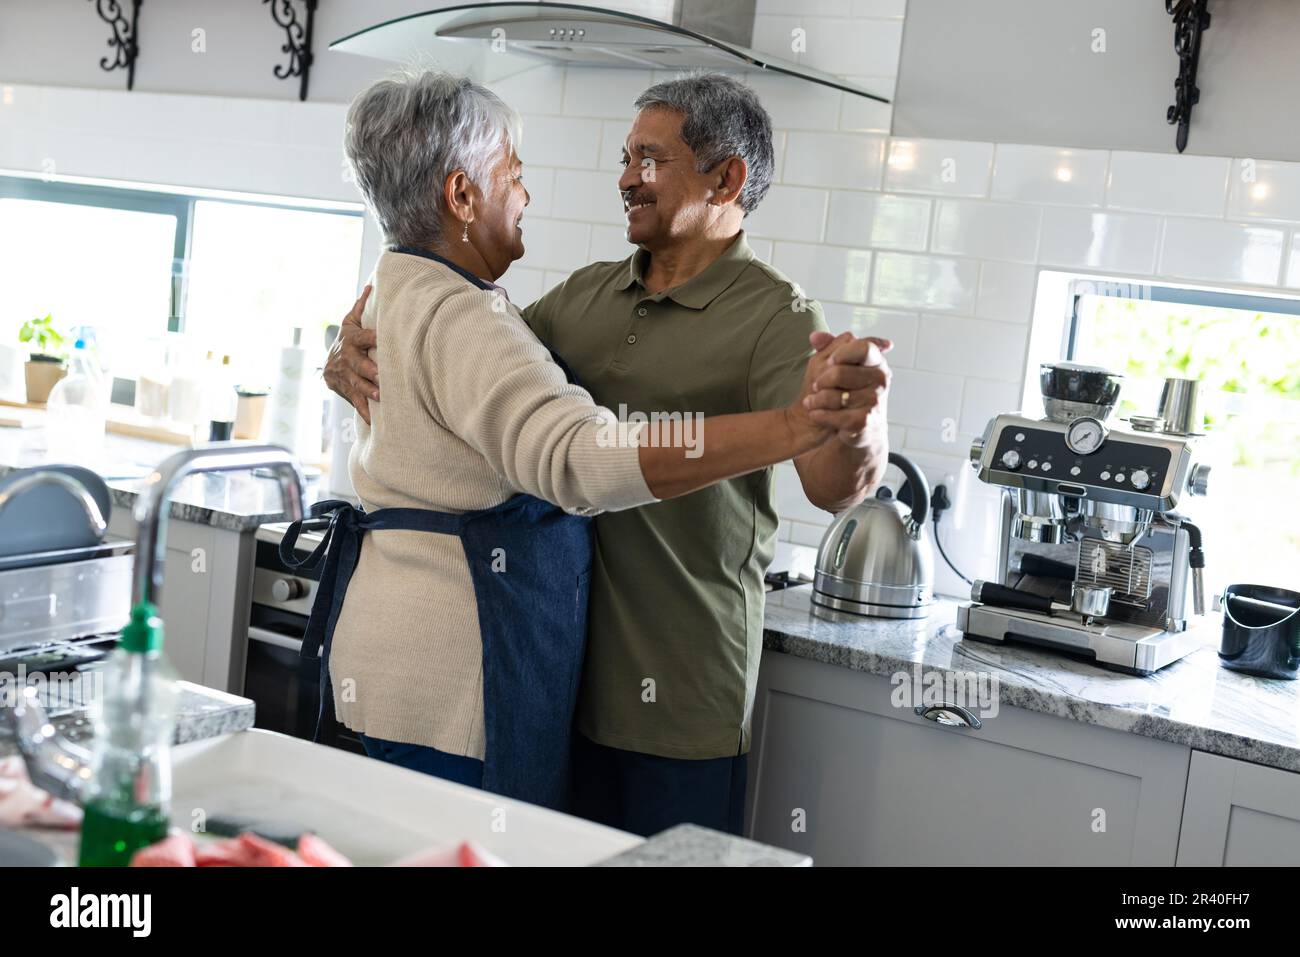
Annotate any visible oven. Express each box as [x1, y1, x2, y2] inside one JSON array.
[[244, 520, 364, 754]]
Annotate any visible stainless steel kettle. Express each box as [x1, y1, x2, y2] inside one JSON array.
[[812, 451, 935, 618]]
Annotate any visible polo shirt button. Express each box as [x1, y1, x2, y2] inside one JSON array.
[[626, 334, 638, 344], [637, 307, 648, 317]]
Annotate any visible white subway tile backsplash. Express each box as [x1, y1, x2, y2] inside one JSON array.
[[749, 237, 775, 262], [1287, 233, 1300, 289], [745, 73, 842, 131], [517, 219, 592, 272], [487, 65, 569, 118], [745, 185, 828, 242], [787, 521, 830, 548], [886, 368, 965, 430], [517, 115, 603, 169], [521, 167, 556, 218], [797, 18, 905, 78], [820, 304, 920, 368], [871, 252, 979, 312], [903, 425, 975, 459], [975, 261, 1038, 324], [959, 378, 1023, 436], [838, 80, 894, 133], [757, 0, 851, 17], [1038, 208, 1161, 274], [561, 68, 650, 119], [775, 462, 827, 524], [1226, 159, 1300, 223], [782, 132, 885, 190], [991, 144, 1108, 207], [914, 315, 1028, 383], [503, 267, 546, 308], [1106, 151, 1230, 218], [751, 15, 803, 60], [551, 168, 624, 224], [851, 0, 908, 15], [826, 191, 930, 250], [598, 119, 629, 170], [772, 242, 871, 304], [589, 224, 633, 263], [883, 138, 994, 197], [931, 200, 1042, 262], [1159, 218, 1286, 286]]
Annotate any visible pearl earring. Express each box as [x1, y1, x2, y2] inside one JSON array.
[[462, 221, 470, 243]]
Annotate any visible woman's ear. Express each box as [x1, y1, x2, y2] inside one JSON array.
[[443, 169, 474, 226]]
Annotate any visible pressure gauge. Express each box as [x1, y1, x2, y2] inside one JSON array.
[[1065, 416, 1108, 455]]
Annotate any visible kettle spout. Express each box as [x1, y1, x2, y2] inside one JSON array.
[[2, 685, 94, 804]]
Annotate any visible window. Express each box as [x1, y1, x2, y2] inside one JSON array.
[[185, 201, 365, 388], [0, 173, 364, 396], [0, 180, 183, 381], [1063, 278, 1300, 595]]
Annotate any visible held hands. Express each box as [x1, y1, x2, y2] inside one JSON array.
[[323, 285, 380, 425], [786, 331, 893, 452]]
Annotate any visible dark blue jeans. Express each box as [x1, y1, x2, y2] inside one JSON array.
[[360, 733, 485, 789], [569, 733, 748, 837]]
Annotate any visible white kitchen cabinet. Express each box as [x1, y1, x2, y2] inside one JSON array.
[[109, 509, 256, 693], [1176, 751, 1300, 866], [745, 651, 1190, 865]]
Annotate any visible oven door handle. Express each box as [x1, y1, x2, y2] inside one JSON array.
[[248, 626, 304, 654]]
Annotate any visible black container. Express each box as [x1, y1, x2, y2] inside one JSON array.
[[1038, 362, 1123, 406], [1218, 584, 1300, 680]]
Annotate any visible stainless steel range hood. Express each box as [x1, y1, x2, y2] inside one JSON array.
[[331, 1, 890, 103]]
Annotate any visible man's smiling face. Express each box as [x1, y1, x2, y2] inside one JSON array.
[[618, 106, 720, 250]]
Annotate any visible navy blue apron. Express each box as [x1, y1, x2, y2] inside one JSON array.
[[279, 496, 591, 809], [279, 246, 593, 809]]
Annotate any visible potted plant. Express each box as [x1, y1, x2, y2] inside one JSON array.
[[19, 314, 68, 404]]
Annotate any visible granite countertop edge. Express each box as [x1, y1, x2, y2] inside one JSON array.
[[762, 593, 1300, 775]]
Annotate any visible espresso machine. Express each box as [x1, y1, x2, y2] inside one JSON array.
[[956, 362, 1213, 674]]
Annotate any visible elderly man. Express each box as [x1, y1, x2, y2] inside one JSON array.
[[325, 73, 891, 836]]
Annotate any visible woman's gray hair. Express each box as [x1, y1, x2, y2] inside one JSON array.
[[633, 72, 774, 215], [344, 68, 522, 248]]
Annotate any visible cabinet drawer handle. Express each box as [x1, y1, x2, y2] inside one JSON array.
[[914, 705, 982, 729]]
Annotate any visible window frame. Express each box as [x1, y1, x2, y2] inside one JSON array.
[[1064, 277, 1300, 361], [0, 173, 365, 335]]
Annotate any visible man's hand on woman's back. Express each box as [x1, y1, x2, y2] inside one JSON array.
[[324, 285, 380, 424]]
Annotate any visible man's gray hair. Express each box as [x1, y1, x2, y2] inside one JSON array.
[[344, 68, 521, 247], [633, 72, 774, 215]]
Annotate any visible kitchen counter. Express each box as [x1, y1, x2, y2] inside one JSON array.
[[598, 824, 810, 866], [0, 422, 342, 531], [763, 585, 1300, 773], [0, 679, 256, 760]]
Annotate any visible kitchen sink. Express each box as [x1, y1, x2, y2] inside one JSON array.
[[170, 729, 643, 866]]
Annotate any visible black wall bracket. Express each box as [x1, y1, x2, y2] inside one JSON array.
[[88, 0, 142, 91], [265, 0, 318, 102], [1166, 0, 1212, 153]]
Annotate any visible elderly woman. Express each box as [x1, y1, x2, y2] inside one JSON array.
[[289, 69, 843, 809]]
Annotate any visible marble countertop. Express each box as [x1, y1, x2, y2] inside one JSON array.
[[763, 585, 1300, 773], [597, 824, 811, 866], [0, 679, 256, 760], [0, 423, 339, 532]]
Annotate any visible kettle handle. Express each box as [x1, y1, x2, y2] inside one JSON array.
[[889, 451, 930, 530]]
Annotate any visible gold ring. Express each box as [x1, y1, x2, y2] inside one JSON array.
[[840, 391, 851, 408]]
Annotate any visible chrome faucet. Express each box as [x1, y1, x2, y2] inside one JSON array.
[[3, 444, 306, 803], [0, 470, 108, 540]]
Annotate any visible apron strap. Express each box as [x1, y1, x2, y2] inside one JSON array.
[[279, 499, 478, 743]]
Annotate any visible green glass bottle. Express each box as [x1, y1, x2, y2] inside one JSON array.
[[78, 603, 179, 867]]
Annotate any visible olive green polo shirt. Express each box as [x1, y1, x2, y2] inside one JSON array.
[[522, 231, 828, 760]]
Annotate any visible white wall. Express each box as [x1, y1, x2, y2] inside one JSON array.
[[4, 0, 1300, 596]]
